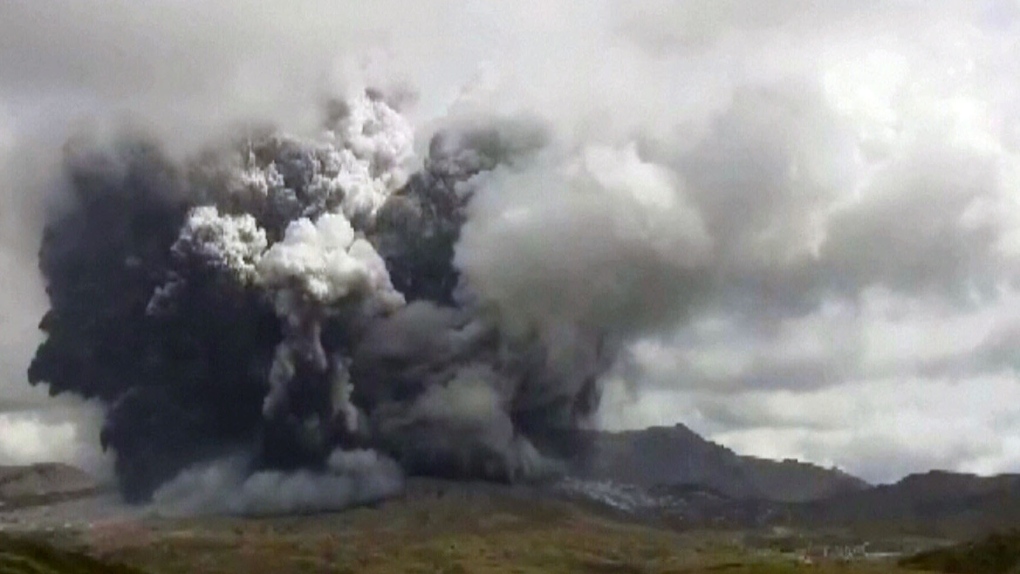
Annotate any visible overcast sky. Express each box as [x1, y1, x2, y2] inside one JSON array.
[[3, 0, 1020, 484]]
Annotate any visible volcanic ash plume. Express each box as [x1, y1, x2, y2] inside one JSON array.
[[27, 89, 706, 510]]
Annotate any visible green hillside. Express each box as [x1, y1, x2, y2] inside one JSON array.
[[83, 485, 913, 574], [900, 530, 1020, 574], [0, 533, 145, 574]]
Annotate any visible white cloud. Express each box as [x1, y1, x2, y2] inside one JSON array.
[[602, 284, 1020, 480], [601, 372, 1020, 483], [714, 374, 1020, 482], [0, 414, 77, 464], [0, 406, 111, 478]]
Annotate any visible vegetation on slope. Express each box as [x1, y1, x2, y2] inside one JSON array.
[[900, 530, 1020, 573], [552, 425, 868, 502], [92, 483, 912, 574], [0, 532, 146, 574]]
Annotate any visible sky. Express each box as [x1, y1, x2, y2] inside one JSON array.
[[2, 0, 1020, 484]]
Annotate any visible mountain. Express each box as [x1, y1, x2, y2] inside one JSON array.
[[558, 464, 1020, 539], [549, 424, 868, 502], [793, 471, 1020, 537], [0, 463, 99, 508], [545, 427, 1020, 538], [899, 529, 1020, 573]]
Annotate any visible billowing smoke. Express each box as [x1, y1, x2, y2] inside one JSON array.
[[26, 87, 703, 506], [18, 0, 1020, 502], [152, 449, 403, 516]]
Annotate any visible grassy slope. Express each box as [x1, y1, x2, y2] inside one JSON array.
[[86, 489, 917, 574], [900, 530, 1020, 574], [0, 533, 145, 574]]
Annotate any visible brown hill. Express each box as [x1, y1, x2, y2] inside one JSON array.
[[899, 529, 1020, 573], [793, 471, 1020, 538], [0, 463, 99, 508], [547, 424, 868, 502]]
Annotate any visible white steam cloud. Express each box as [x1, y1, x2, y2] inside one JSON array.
[[153, 449, 402, 516]]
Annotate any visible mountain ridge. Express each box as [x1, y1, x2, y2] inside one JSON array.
[[548, 423, 869, 502], [0, 463, 100, 509]]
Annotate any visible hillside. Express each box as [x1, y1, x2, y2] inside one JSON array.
[[0, 532, 144, 574], [0, 464, 100, 509], [4, 479, 911, 574], [547, 426, 1020, 538], [550, 424, 868, 502], [900, 530, 1020, 573], [2, 457, 1009, 572], [793, 471, 1020, 538], [557, 467, 1020, 539]]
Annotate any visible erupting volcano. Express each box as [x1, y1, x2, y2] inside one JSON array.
[[26, 87, 706, 513]]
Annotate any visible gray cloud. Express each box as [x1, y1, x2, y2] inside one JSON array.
[[152, 449, 402, 516], [600, 373, 1020, 483]]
